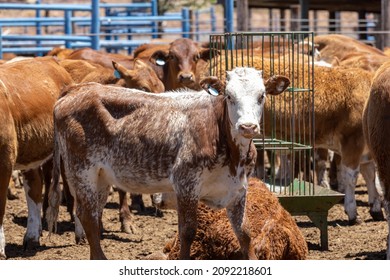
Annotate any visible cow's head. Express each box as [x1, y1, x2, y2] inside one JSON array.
[[112, 59, 165, 93], [150, 38, 219, 90], [225, 67, 290, 139]]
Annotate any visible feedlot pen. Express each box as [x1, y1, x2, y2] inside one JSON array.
[[209, 32, 344, 250]]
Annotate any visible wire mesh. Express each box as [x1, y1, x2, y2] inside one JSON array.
[[209, 32, 315, 196]]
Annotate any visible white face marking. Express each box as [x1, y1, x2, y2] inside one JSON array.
[[225, 68, 265, 138]]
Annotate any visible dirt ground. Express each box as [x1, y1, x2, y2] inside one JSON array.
[[3, 174, 388, 260]]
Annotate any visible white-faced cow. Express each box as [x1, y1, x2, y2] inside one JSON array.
[[46, 67, 290, 260], [0, 56, 73, 259]]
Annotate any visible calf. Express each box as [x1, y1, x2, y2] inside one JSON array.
[[0, 57, 73, 259], [142, 38, 218, 90], [46, 67, 290, 259], [155, 177, 308, 260]]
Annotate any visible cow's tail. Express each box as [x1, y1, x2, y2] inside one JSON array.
[[46, 123, 62, 236]]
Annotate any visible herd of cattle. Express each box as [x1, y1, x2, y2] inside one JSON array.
[[1, 34, 390, 260]]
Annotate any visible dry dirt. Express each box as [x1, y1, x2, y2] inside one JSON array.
[[3, 175, 388, 260]]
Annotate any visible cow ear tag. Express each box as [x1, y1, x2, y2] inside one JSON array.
[[207, 86, 219, 96], [156, 58, 166, 66], [114, 70, 121, 78]]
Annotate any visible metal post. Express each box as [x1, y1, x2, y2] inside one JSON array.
[[91, 0, 100, 50], [151, 0, 158, 39], [195, 10, 200, 41], [300, 0, 309, 32], [381, 0, 390, 49], [225, 0, 234, 32], [64, 10, 72, 49], [181, 7, 190, 38], [36, 0, 42, 56], [210, 6, 216, 33], [0, 27, 3, 60]]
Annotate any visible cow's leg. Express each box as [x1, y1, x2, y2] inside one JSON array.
[[130, 193, 145, 213], [175, 187, 199, 260], [338, 140, 364, 225], [0, 162, 13, 259], [360, 159, 384, 221], [118, 190, 136, 234], [226, 189, 256, 260], [22, 168, 43, 249], [74, 170, 110, 259], [315, 148, 330, 188], [41, 159, 53, 226], [61, 162, 74, 222]]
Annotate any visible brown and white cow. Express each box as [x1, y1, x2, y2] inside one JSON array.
[[0, 56, 73, 259], [46, 67, 290, 259]]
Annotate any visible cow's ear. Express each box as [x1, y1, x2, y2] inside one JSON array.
[[199, 48, 220, 61], [200, 76, 224, 96], [112, 61, 129, 79], [150, 50, 169, 66], [265, 75, 290, 95]]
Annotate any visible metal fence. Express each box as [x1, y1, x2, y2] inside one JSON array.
[[0, 0, 217, 57]]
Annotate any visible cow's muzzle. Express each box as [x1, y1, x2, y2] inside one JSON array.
[[239, 123, 259, 138], [178, 72, 194, 84]]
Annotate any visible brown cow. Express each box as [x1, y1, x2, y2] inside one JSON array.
[[46, 67, 290, 259], [155, 177, 308, 260], [363, 60, 390, 259], [66, 47, 134, 69], [137, 38, 218, 91], [0, 56, 73, 259]]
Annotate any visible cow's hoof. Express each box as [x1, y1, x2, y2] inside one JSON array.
[[348, 216, 362, 226], [75, 235, 87, 245], [370, 210, 385, 221], [0, 251, 6, 260], [121, 222, 137, 235], [23, 237, 40, 251]]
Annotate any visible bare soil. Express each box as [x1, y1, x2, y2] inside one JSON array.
[[3, 175, 388, 260]]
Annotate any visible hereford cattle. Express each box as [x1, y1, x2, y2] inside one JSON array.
[[0, 56, 73, 259], [46, 67, 290, 259], [363, 60, 390, 259], [135, 38, 218, 91], [153, 177, 308, 260]]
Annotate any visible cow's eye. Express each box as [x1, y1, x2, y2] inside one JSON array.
[[258, 94, 265, 104]]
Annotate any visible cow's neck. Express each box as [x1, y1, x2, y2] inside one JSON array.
[[217, 99, 253, 178]]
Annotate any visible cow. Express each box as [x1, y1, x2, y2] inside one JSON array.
[[363, 60, 390, 259], [46, 67, 290, 259], [135, 38, 218, 91], [0, 56, 73, 259], [65, 47, 134, 69]]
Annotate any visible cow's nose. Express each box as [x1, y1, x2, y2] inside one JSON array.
[[239, 124, 258, 138], [179, 73, 194, 82]]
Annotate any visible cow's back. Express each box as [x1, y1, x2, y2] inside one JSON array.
[[0, 56, 73, 168], [54, 83, 221, 193]]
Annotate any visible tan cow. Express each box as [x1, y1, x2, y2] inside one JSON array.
[[65, 47, 134, 69], [0, 56, 73, 259]]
